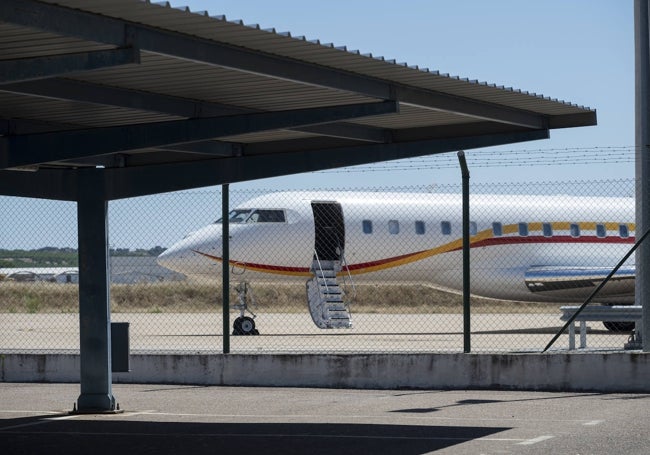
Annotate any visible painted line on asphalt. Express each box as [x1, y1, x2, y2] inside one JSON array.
[[0, 410, 61, 415], [518, 435, 555, 445]]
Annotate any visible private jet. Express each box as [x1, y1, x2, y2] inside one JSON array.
[[157, 191, 636, 335]]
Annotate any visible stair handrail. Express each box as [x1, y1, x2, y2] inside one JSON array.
[[312, 249, 330, 294], [339, 249, 357, 303]]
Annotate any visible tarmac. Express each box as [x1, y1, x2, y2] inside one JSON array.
[[0, 311, 635, 352], [1, 382, 649, 455]]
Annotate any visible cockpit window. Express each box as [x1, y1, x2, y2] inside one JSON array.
[[248, 209, 286, 223], [214, 209, 285, 224], [215, 209, 253, 224], [230, 209, 253, 223]]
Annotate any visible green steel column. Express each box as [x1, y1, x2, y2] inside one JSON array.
[[222, 184, 230, 354], [458, 151, 471, 353], [76, 175, 116, 412]]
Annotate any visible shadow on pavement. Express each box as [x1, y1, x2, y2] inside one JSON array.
[[1, 414, 510, 455]]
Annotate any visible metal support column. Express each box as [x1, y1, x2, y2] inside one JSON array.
[[635, 0, 650, 352], [76, 174, 116, 412], [458, 151, 471, 353], [222, 184, 230, 354]]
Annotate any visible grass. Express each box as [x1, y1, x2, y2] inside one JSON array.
[[0, 281, 560, 314]]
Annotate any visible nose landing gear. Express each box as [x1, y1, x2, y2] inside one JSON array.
[[232, 281, 259, 335]]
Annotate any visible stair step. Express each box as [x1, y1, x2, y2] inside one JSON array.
[[327, 319, 353, 329], [315, 271, 337, 279], [307, 262, 352, 330], [321, 288, 341, 295], [327, 302, 347, 309]]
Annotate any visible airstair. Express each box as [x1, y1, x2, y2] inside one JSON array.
[[306, 256, 353, 329]]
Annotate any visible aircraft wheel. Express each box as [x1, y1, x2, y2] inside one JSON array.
[[233, 316, 258, 335], [603, 321, 635, 332]]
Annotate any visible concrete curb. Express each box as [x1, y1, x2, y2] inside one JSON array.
[[2, 352, 648, 392]]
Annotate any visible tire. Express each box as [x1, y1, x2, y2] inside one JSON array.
[[233, 316, 258, 335], [232, 317, 244, 335], [603, 321, 635, 332], [239, 316, 256, 335]]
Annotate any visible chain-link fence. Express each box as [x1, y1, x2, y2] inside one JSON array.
[[0, 178, 641, 354]]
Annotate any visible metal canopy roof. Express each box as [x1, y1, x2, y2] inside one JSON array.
[[0, 0, 596, 201]]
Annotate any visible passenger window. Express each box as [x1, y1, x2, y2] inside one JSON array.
[[469, 221, 477, 236], [441, 221, 451, 235], [542, 223, 553, 237], [415, 221, 425, 235], [362, 220, 373, 234], [518, 222, 528, 236], [492, 222, 502, 237], [570, 223, 580, 237], [388, 220, 400, 235], [619, 224, 629, 238], [596, 224, 606, 238]]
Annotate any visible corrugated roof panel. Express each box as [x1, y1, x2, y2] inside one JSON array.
[[37, 0, 592, 116], [0, 24, 113, 59], [352, 105, 470, 129], [73, 52, 377, 112], [0, 0, 597, 176]]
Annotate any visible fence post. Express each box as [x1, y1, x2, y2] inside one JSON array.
[[457, 151, 471, 353], [222, 184, 230, 354]]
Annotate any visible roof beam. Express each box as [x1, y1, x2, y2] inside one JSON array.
[[296, 123, 389, 143], [0, 118, 77, 135], [0, 128, 549, 200], [0, 48, 140, 84], [0, 0, 562, 129], [1, 78, 389, 143], [159, 141, 242, 157], [0, 168, 77, 200], [238, 122, 532, 156], [0, 101, 398, 169], [101, 129, 549, 200], [0, 78, 240, 117], [395, 86, 548, 129]]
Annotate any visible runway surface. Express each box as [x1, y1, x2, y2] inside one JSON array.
[[0, 312, 633, 353]]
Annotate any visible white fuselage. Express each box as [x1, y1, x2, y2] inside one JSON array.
[[157, 191, 636, 304]]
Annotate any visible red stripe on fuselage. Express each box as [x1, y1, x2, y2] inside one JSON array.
[[194, 236, 634, 274]]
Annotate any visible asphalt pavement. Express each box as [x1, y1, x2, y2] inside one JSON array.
[[1, 383, 649, 454]]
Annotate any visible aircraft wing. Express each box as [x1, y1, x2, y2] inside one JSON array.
[[524, 265, 635, 301]]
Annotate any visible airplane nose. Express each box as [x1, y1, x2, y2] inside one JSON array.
[[156, 244, 187, 274], [157, 228, 224, 276]]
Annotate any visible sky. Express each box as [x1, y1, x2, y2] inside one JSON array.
[[0, 0, 638, 249], [180, 0, 635, 188]]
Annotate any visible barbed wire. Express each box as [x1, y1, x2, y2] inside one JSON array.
[[317, 146, 636, 173], [153, 177, 637, 197]]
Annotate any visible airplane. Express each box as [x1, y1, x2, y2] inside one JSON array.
[[0, 267, 79, 283], [157, 191, 637, 335]]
